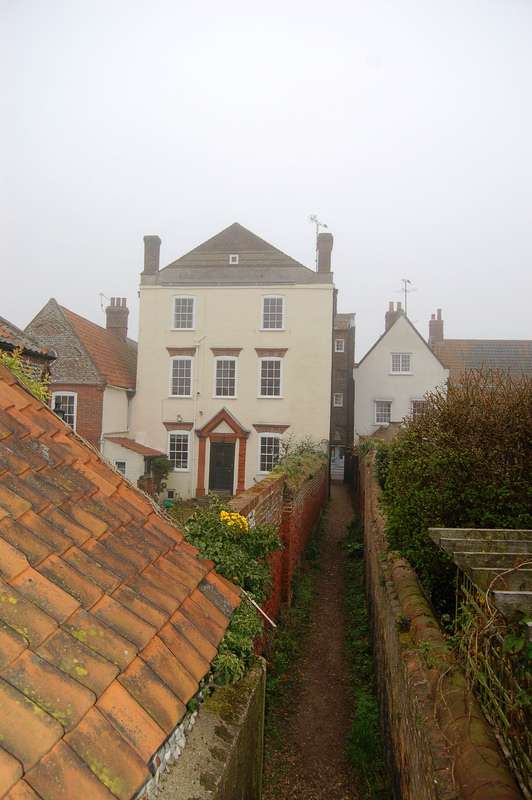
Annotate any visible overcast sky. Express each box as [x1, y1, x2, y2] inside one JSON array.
[[2, 0, 531, 359]]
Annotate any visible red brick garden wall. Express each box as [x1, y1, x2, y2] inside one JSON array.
[[359, 454, 522, 800], [230, 466, 328, 634]]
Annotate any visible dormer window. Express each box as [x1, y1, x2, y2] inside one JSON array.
[[229, 254, 239, 264]]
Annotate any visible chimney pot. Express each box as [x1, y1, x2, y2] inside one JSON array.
[[428, 309, 444, 348], [317, 232, 333, 273], [106, 297, 129, 340]]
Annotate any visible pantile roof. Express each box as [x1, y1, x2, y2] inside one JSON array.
[[104, 438, 165, 458], [434, 339, 532, 382], [25, 299, 137, 389], [0, 362, 240, 800], [0, 317, 55, 364], [60, 306, 137, 389]]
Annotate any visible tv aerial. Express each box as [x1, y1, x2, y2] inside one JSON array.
[[309, 215, 328, 268], [396, 279, 417, 318]]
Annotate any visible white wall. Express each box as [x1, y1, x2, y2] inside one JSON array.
[[101, 386, 130, 439], [131, 282, 334, 498], [353, 316, 449, 441]]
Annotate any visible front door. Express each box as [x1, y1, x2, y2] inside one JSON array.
[[209, 442, 235, 494]]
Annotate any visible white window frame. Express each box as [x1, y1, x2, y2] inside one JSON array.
[[335, 339, 345, 353], [411, 399, 427, 422], [168, 432, 190, 471], [229, 254, 239, 264], [169, 356, 193, 397], [213, 357, 237, 398], [172, 295, 195, 330], [261, 295, 285, 330], [52, 391, 77, 429], [258, 433, 282, 474], [390, 353, 412, 374], [333, 393, 344, 407], [259, 357, 283, 398], [375, 400, 392, 425], [114, 460, 127, 476]]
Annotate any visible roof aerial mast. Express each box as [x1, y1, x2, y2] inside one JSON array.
[[397, 278, 417, 318], [309, 215, 328, 269]]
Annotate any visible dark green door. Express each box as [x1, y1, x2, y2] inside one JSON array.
[[209, 442, 235, 494]]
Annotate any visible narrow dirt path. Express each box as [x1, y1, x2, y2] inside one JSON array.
[[262, 481, 362, 800]]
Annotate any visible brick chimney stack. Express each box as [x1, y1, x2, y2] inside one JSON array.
[[429, 309, 444, 349], [106, 297, 129, 340], [317, 232, 333, 273], [385, 301, 403, 332], [143, 235, 161, 275]]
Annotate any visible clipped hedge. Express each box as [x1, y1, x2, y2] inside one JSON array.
[[379, 369, 532, 611]]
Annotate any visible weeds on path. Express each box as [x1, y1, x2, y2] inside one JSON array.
[[344, 517, 387, 799]]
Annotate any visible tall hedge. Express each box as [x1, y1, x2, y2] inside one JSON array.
[[379, 370, 532, 611]]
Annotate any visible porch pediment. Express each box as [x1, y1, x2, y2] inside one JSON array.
[[196, 407, 250, 439]]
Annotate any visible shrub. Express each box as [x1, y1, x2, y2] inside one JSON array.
[[0, 348, 50, 402], [380, 370, 532, 611], [181, 496, 282, 683]]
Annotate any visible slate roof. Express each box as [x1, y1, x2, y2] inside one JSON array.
[[0, 316, 55, 363], [148, 222, 333, 285], [0, 362, 241, 800], [434, 339, 532, 382], [104, 438, 165, 458]]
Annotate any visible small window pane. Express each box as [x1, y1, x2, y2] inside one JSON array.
[[169, 433, 189, 470], [333, 393, 343, 407], [215, 359, 236, 397], [173, 297, 194, 329], [411, 400, 426, 422], [171, 358, 192, 396], [262, 297, 284, 329], [114, 461, 127, 475], [375, 401, 391, 424], [260, 435, 281, 472], [335, 339, 345, 352], [52, 393, 76, 428], [260, 359, 281, 396], [391, 353, 411, 373]]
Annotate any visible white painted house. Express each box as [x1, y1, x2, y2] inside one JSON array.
[[130, 223, 336, 499], [353, 302, 449, 442]]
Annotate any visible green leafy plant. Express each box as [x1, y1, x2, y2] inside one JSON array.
[[272, 435, 328, 489], [380, 369, 532, 612], [181, 495, 281, 683], [150, 456, 172, 494], [0, 348, 50, 402]]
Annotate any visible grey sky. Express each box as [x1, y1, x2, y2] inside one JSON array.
[[2, 0, 531, 359]]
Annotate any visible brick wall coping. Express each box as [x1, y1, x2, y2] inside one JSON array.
[[389, 555, 523, 800]]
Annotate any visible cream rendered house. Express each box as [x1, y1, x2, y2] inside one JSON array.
[[131, 223, 336, 499], [353, 302, 449, 442]]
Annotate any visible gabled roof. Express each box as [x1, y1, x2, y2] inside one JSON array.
[[25, 299, 137, 390], [0, 362, 240, 799], [434, 339, 532, 382], [355, 312, 447, 369], [0, 315, 55, 363], [104, 437, 165, 458], [151, 222, 332, 286]]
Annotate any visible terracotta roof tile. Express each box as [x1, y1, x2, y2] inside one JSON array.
[[2, 650, 95, 731], [139, 636, 197, 705], [158, 620, 211, 682], [26, 740, 117, 800], [9, 567, 80, 623], [3, 780, 42, 800], [0, 518, 53, 566], [168, 610, 219, 664], [104, 437, 165, 458], [0, 579, 58, 647], [96, 681, 166, 762], [64, 708, 150, 800], [117, 656, 186, 734], [0, 315, 54, 362], [36, 628, 119, 696], [0, 677, 63, 770], [0, 361, 239, 798], [0, 537, 30, 581], [0, 746, 23, 797], [62, 607, 137, 671], [90, 595, 157, 651], [0, 623, 28, 670], [37, 555, 104, 609]]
